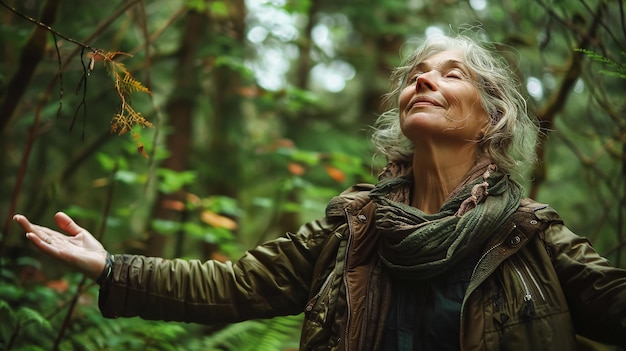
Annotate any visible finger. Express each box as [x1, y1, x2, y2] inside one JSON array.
[[25, 231, 51, 246], [25, 231, 61, 258], [14, 214, 58, 241], [13, 214, 36, 233], [54, 212, 84, 236]]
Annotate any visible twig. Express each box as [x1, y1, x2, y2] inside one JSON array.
[[0, 0, 96, 51], [529, 1, 603, 199]]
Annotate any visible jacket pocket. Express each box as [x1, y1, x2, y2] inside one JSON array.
[[508, 255, 547, 319], [304, 271, 335, 326]]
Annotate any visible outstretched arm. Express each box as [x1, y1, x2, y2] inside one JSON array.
[[13, 212, 108, 281]]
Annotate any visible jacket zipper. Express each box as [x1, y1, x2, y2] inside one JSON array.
[[510, 260, 532, 299], [510, 258, 542, 318], [470, 240, 505, 279], [459, 235, 507, 350], [305, 272, 334, 312], [520, 258, 546, 301], [343, 207, 355, 351]]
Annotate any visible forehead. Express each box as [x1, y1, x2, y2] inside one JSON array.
[[415, 50, 466, 69]]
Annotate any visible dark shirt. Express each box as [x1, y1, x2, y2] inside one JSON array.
[[382, 261, 476, 350]]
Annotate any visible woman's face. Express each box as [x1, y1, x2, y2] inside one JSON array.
[[398, 50, 488, 146]]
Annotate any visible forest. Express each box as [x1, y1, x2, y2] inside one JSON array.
[[0, 0, 625, 349]]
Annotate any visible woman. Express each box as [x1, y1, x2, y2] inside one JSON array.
[[13, 34, 626, 350]]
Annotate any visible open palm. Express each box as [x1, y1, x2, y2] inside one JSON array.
[[14, 212, 108, 280]]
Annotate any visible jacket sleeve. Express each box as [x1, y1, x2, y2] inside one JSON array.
[[98, 217, 342, 324], [542, 210, 626, 347]]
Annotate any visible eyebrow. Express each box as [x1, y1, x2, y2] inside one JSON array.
[[412, 59, 471, 75]]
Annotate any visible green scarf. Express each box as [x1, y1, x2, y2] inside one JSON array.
[[369, 160, 523, 280]]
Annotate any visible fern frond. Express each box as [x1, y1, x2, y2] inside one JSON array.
[[575, 48, 614, 64], [97, 50, 154, 141], [192, 315, 303, 351], [575, 48, 626, 79], [120, 72, 151, 95]]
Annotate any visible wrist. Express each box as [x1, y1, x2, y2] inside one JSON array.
[[96, 252, 114, 286]]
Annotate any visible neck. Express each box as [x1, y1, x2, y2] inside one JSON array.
[[410, 143, 479, 214]]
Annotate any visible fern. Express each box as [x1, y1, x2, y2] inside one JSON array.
[[119, 70, 151, 95], [187, 315, 303, 351], [86, 50, 154, 156], [16, 306, 52, 331], [575, 48, 626, 79]]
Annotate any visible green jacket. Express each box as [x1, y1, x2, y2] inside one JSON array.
[[99, 184, 626, 350]]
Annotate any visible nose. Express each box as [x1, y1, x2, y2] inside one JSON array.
[[415, 71, 437, 92]]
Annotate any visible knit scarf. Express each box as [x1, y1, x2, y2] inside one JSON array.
[[369, 158, 522, 280]]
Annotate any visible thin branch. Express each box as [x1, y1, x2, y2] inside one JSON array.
[[529, 1, 603, 199], [579, 0, 626, 54], [128, 6, 186, 56], [0, 0, 96, 51], [70, 48, 89, 139]]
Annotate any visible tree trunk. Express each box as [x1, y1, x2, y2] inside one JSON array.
[[143, 9, 206, 257], [0, 0, 61, 133], [201, 0, 247, 260]]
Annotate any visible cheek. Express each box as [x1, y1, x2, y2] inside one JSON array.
[[451, 90, 484, 118], [398, 86, 414, 111], [466, 100, 489, 132], [468, 95, 488, 121]]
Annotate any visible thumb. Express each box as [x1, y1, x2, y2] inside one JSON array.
[[54, 212, 84, 236]]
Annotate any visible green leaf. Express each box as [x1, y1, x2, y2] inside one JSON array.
[[16, 307, 51, 330], [156, 168, 197, 194], [214, 56, 253, 78], [151, 219, 181, 235], [63, 205, 102, 221], [203, 195, 241, 216], [187, 0, 207, 11], [114, 170, 145, 184], [210, 1, 229, 16], [96, 152, 117, 172]]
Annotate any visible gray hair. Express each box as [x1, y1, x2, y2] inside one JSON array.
[[371, 34, 539, 175]]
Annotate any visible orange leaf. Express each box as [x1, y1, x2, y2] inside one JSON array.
[[255, 138, 295, 154], [163, 200, 185, 211], [46, 279, 69, 293], [238, 86, 260, 97], [211, 252, 230, 263], [186, 193, 201, 206], [288, 162, 305, 175], [201, 210, 238, 230], [92, 177, 108, 187], [137, 144, 148, 158], [326, 166, 346, 183]]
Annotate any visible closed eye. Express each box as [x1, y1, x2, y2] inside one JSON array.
[[446, 70, 465, 79]]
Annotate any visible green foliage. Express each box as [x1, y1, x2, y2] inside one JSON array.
[[1, 0, 625, 349], [156, 168, 198, 194], [59, 318, 188, 351], [186, 315, 302, 351], [0, 300, 52, 349], [282, 0, 312, 14], [214, 56, 254, 79], [0, 258, 194, 351], [575, 49, 626, 79]]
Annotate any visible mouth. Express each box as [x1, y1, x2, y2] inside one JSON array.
[[408, 96, 444, 110]]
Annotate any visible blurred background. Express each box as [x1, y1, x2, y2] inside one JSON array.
[[0, 0, 624, 349]]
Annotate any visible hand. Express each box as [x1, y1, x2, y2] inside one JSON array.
[[13, 212, 108, 281]]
